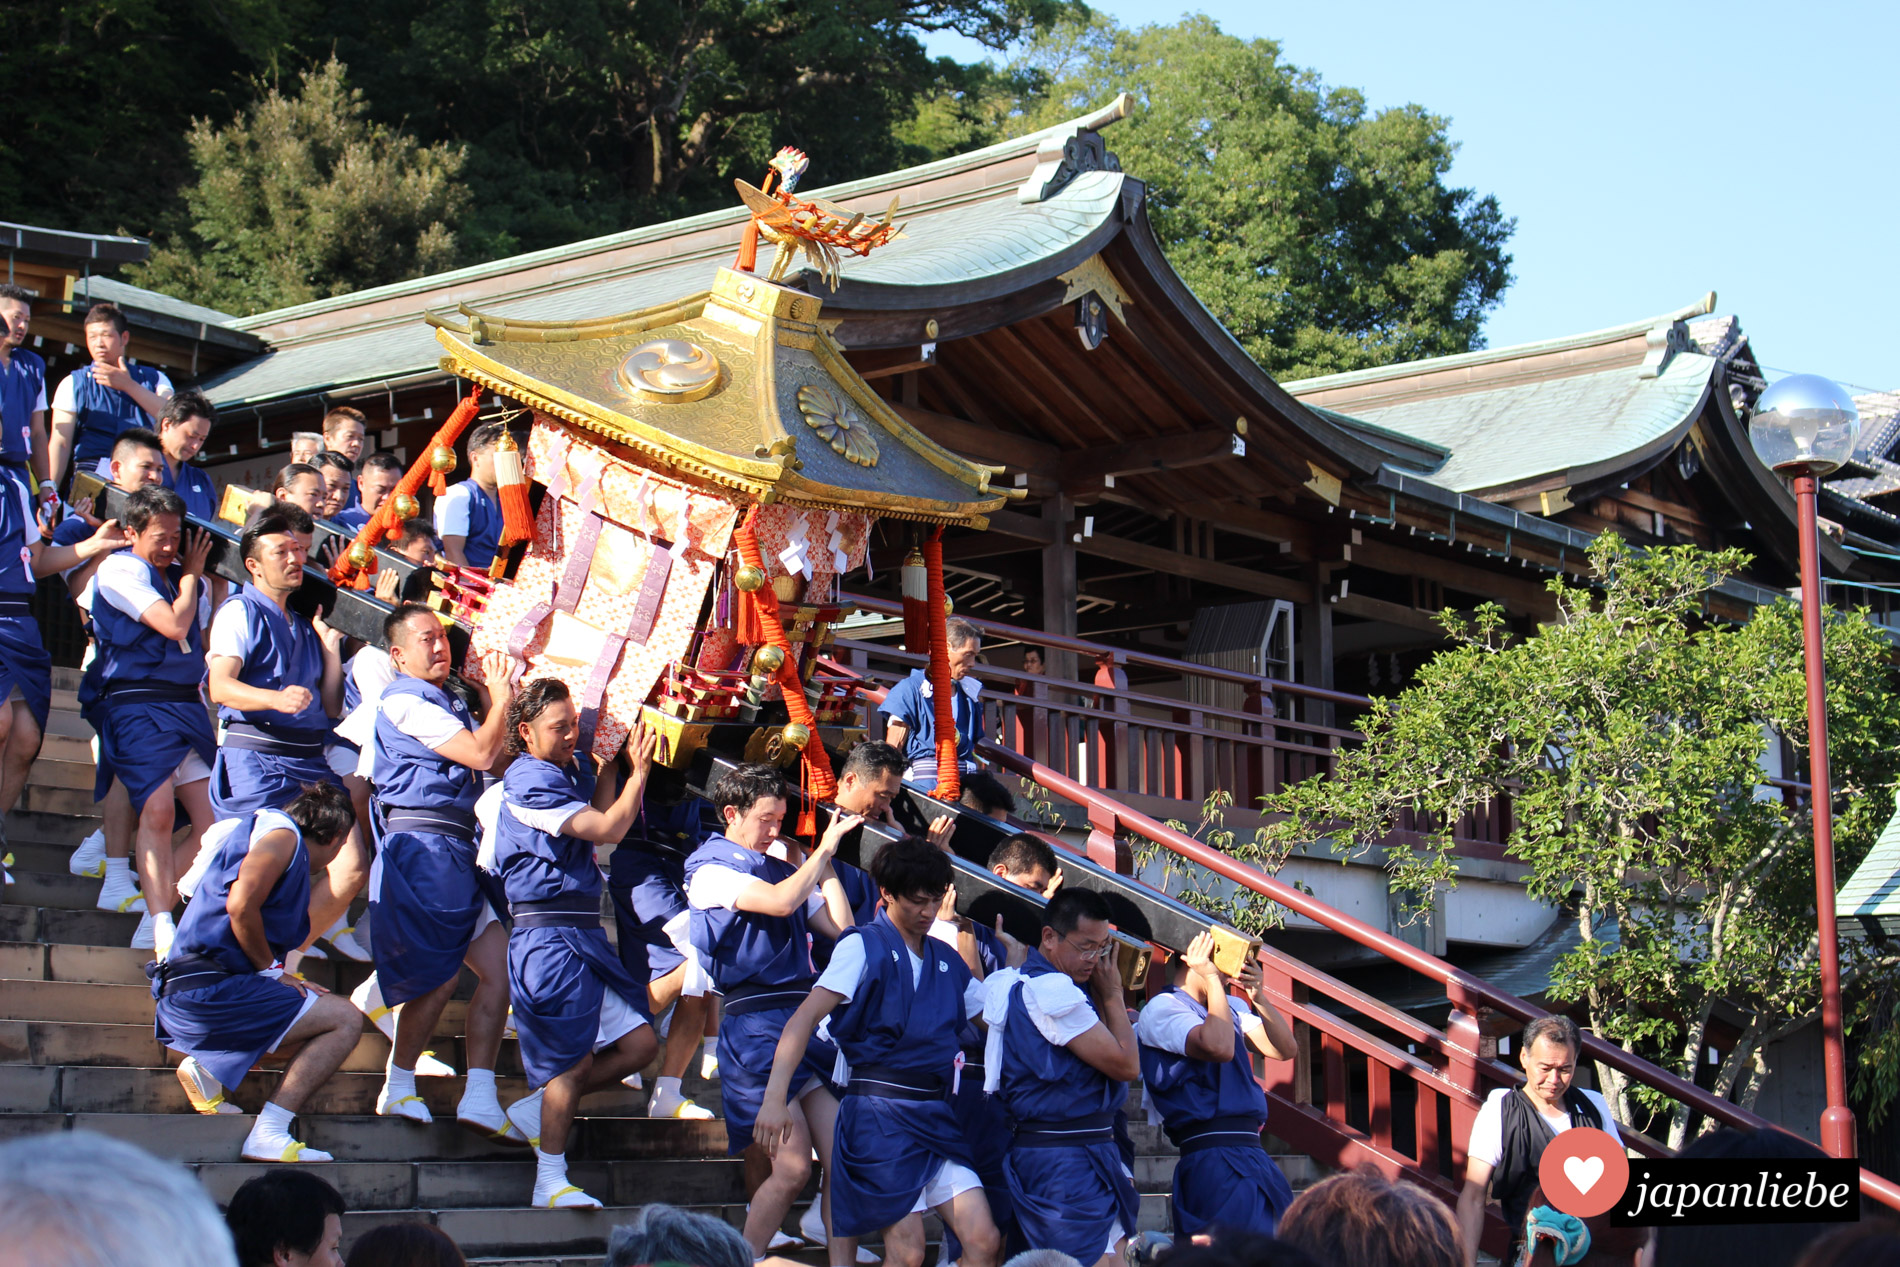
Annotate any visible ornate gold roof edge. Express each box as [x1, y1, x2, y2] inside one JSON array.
[[428, 294, 712, 342]]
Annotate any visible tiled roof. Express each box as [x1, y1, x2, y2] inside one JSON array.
[[74, 276, 242, 330], [1840, 797, 1900, 937]]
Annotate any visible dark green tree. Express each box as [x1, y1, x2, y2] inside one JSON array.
[[1001, 15, 1515, 381], [130, 59, 467, 315]]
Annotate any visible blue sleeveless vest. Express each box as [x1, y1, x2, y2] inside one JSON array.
[[215, 588, 330, 739], [92, 555, 204, 693], [162, 457, 218, 522], [998, 950, 1127, 1125], [371, 674, 477, 810], [0, 349, 45, 466], [454, 482, 501, 568], [684, 837, 816, 994], [172, 811, 312, 973], [494, 754, 602, 907], [1139, 989, 1269, 1138], [64, 361, 165, 466], [828, 912, 969, 1076], [0, 478, 37, 598]]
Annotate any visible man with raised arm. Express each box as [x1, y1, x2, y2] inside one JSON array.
[[1137, 933, 1298, 1237], [494, 680, 661, 1207], [152, 783, 364, 1163], [47, 301, 172, 491], [757, 836, 1002, 1267], [367, 603, 518, 1139], [979, 887, 1141, 1267], [684, 763, 858, 1257]]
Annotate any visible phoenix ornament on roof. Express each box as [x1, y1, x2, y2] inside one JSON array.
[[734, 146, 905, 290]]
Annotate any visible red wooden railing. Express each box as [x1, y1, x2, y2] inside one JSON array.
[[819, 622, 1891, 1228]]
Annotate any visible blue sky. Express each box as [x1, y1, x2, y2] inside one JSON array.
[[929, 2, 1898, 394]]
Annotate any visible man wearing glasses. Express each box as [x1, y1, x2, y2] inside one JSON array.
[[978, 888, 1141, 1267]]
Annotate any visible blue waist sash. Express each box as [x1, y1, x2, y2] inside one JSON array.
[[1013, 1109, 1116, 1147], [1166, 1113, 1266, 1153], [103, 681, 203, 705], [223, 721, 326, 759], [723, 979, 815, 1016], [846, 1063, 949, 1102], [510, 897, 601, 930], [147, 950, 241, 998], [382, 804, 479, 841], [0, 597, 32, 618]]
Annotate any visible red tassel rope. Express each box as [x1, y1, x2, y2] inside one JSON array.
[[733, 507, 837, 801], [331, 386, 483, 589], [900, 546, 929, 653], [922, 529, 960, 802], [493, 430, 535, 548]]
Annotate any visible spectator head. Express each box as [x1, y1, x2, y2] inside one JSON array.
[[321, 407, 368, 462], [837, 740, 906, 819], [1518, 1014, 1582, 1107], [122, 486, 187, 565], [1001, 1253, 1085, 1267], [1654, 1128, 1840, 1267], [275, 462, 326, 516], [1277, 1167, 1461, 1267], [466, 420, 507, 486], [960, 770, 1016, 821], [508, 677, 576, 764], [238, 506, 308, 592], [357, 452, 402, 517], [394, 517, 438, 566], [710, 763, 788, 850], [224, 1167, 345, 1267], [1795, 1221, 1900, 1267], [158, 391, 216, 464], [989, 833, 1058, 893], [289, 432, 323, 465], [284, 782, 358, 864], [343, 1222, 465, 1267], [1153, 1230, 1321, 1267], [946, 616, 981, 678], [1039, 886, 1114, 983], [82, 301, 131, 363], [0, 281, 32, 348], [109, 427, 166, 492], [0, 1129, 238, 1267], [385, 602, 453, 686], [870, 836, 954, 928], [312, 451, 354, 518], [605, 1204, 752, 1267], [1021, 645, 1045, 675]]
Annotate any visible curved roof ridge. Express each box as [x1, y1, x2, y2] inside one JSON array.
[[1281, 292, 1718, 396], [227, 95, 1138, 334]]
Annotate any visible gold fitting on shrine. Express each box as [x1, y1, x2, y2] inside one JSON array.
[[430, 445, 458, 476], [752, 645, 786, 675], [944, 595, 955, 615], [391, 492, 421, 521], [780, 722, 812, 752], [734, 564, 767, 593], [348, 540, 373, 569]]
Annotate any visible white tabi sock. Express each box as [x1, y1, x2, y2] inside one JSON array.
[[385, 1059, 418, 1099], [104, 857, 129, 878], [655, 1075, 683, 1099], [458, 1066, 502, 1125], [242, 1100, 334, 1162]]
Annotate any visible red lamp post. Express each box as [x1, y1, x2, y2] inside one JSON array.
[[1748, 373, 1862, 1159]]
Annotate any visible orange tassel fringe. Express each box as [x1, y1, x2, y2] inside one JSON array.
[[922, 529, 960, 802], [492, 430, 535, 577], [733, 508, 836, 803], [331, 386, 484, 590]]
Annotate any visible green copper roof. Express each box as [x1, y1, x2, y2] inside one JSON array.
[[1840, 797, 1900, 938], [1325, 351, 1719, 496]]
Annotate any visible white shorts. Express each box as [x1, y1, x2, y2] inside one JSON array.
[[596, 988, 650, 1050], [268, 989, 320, 1053], [174, 749, 212, 788], [909, 1160, 983, 1214]]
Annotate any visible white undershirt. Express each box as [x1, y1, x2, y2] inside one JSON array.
[[378, 688, 466, 748], [53, 367, 174, 414], [687, 863, 823, 916], [1136, 991, 1264, 1055], [1466, 1086, 1621, 1171]]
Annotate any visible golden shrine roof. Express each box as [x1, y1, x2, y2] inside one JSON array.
[[429, 267, 1017, 527]]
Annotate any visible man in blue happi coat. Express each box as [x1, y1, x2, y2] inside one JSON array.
[[758, 836, 1002, 1267], [979, 887, 1141, 1267], [879, 617, 984, 792], [367, 603, 518, 1139], [86, 486, 219, 961], [684, 762, 858, 1258], [494, 678, 661, 1207], [155, 391, 221, 522], [606, 765, 718, 1121], [435, 419, 506, 570], [1137, 932, 1298, 1238], [0, 284, 50, 505], [152, 782, 363, 1164], [48, 301, 172, 491]]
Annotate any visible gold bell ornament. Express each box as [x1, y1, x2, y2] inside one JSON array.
[[391, 492, 420, 522], [752, 645, 786, 675], [734, 564, 767, 593], [780, 723, 812, 752]]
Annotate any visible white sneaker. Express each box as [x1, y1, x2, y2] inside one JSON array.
[[375, 1081, 433, 1123], [176, 1056, 243, 1116], [647, 1085, 714, 1120], [68, 830, 107, 878], [130, 913, 156, 950], [505, 1087, 545, 1150], [350, 975, 398, 1042], [416, 1050, 457, 1078], [323, 925, 371, 962], [97, 868, 146, 914]]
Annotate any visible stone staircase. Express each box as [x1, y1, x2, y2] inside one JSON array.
[[0, 668, 1321, 1263]]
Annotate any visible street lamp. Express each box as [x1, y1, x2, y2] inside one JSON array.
[[1747, 372, 1861, 1160]]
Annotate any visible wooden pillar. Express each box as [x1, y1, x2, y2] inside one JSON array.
[[1302, 562, 1335, 730], [1040, 492, 1078, 678]]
